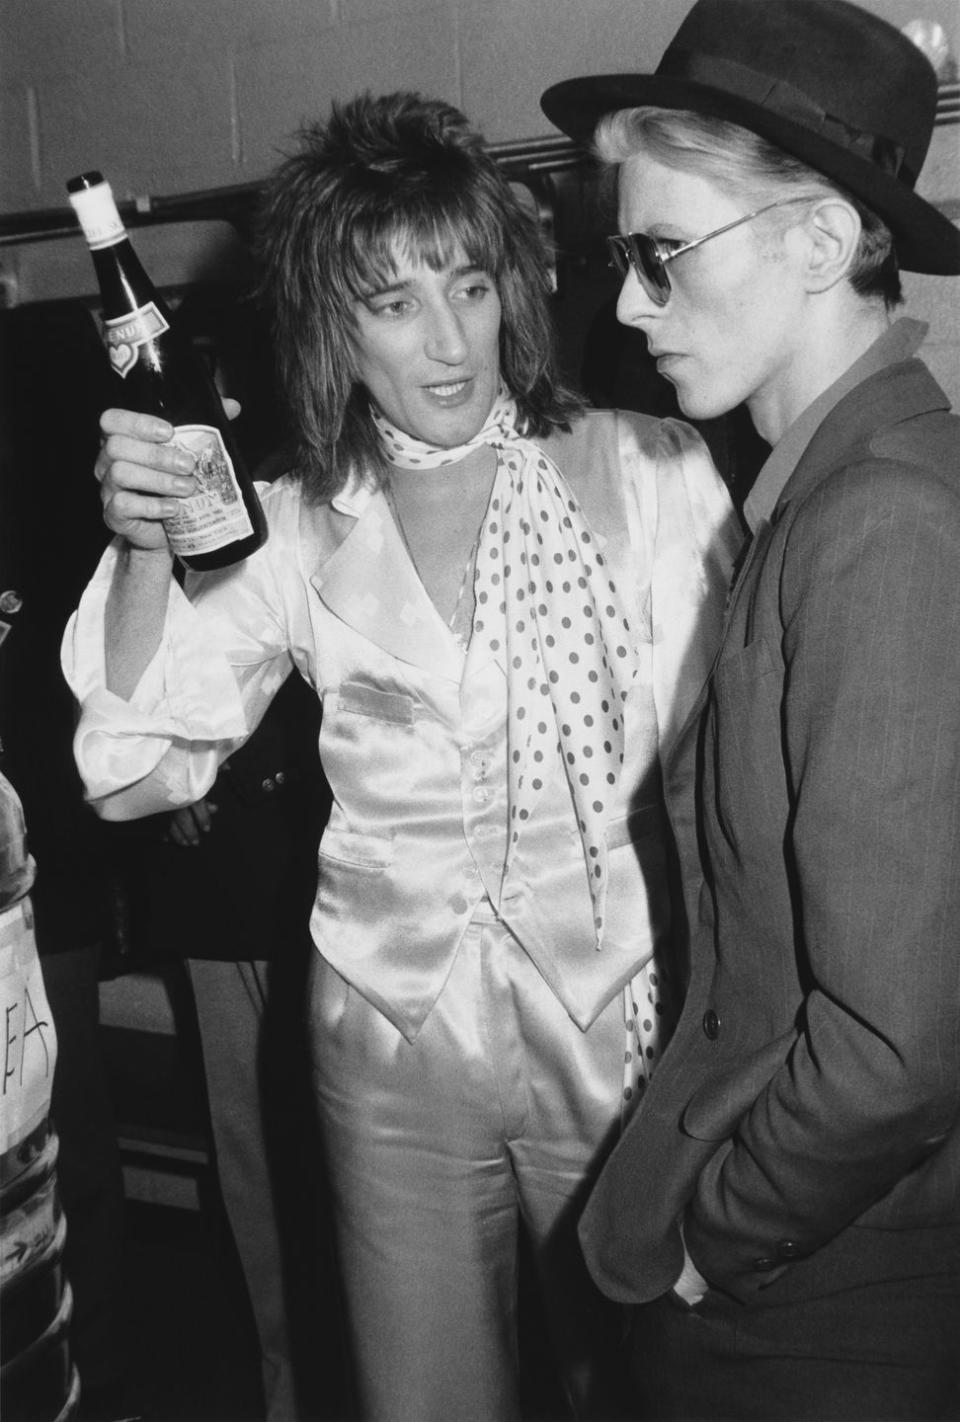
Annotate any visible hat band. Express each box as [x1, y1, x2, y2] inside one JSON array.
[[660, 49, 914, 186]]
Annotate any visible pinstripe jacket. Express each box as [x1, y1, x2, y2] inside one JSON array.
[[580, 332, 960, 1307]]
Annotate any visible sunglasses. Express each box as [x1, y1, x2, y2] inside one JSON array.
[[606, 196, 812, 306]]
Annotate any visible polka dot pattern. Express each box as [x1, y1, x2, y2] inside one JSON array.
[[620, 958, 673, 1125], [373, 393, 640, 947]]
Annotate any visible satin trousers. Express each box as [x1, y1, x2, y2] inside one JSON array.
[[309, 906, 632, 1422]]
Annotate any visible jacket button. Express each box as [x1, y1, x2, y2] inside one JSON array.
[[261, 776, 276, 793], [777, 1239, 802, 1259], [702, 1008, 720, 1040], [753, 1256, 777, 1272]]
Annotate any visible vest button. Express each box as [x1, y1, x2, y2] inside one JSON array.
[[702, 1008, 720, 1040]]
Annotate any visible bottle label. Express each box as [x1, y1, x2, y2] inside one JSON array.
[[103, 302, 170, 377], [163, 425, 255, 557]]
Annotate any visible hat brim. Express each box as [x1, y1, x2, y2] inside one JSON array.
[[541, 73, 960, 275]]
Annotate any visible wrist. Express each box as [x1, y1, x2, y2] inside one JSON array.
[[674, 1223, 709, 1306], [116, 538, 175, 576]]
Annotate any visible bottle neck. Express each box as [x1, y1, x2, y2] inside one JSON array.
[[69, 179, 160, 320], [68, 180, 128, 251]]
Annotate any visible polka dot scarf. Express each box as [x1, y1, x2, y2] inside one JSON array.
[[622, 961, 674, 1124], [373, 393, 640, 949]]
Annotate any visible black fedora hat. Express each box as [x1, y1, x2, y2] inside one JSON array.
[[541, 0, 960, 275]]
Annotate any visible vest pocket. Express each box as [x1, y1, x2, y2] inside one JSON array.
[[317, 826, 394, 871], [337, 681, 415, 724]]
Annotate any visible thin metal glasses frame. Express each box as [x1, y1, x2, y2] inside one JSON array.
[[607, 195, 812, 305]]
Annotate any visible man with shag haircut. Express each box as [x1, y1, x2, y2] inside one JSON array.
[[64, 90, 736, 1419]]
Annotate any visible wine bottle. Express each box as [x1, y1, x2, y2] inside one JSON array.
[[66, 170, 266, 571]]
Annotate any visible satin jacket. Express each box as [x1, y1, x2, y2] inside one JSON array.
[[63, 410, 736, 1042]]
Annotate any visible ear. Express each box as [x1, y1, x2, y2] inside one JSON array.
[[800, 198, 862, 293]]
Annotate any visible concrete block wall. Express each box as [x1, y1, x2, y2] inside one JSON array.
[[2, 0, 957, 211], [1, 0, 958, 391], [0, 0, 682, 212]]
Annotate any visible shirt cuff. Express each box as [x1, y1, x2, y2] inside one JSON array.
[[61, 539, 249, 802]]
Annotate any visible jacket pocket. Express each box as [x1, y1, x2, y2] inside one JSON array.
[[681, 1032, 794, 1140]]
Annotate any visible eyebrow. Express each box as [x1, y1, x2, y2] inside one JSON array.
[[361, 278, 410, 300], [361, 262, 486, 299]]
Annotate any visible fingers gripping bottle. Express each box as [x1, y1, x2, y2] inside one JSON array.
[[66, 171, 266, 571]]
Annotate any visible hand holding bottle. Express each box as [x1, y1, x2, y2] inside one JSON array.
[[93, 398, 231, 702], [96, 400, 241, 553]]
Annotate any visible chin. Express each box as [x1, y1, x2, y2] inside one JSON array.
[[673, 381, 738, 424], [435, 405, 494, 446], [429, 418, 485, 449]]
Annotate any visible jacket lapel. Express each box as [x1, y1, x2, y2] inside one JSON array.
[[719, 361, 948, 648], [778, 358, 950, 511], [309, 487, 466, 681]]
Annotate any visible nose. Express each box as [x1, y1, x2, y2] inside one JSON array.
[[615, 266, 662, 328], [424, 299, 468, 364]]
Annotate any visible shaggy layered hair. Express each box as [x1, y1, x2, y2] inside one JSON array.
[[255, 91, 582, 499], [596, 107, 902, 309]]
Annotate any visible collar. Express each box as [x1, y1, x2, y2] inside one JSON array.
[[330, 467, 377, 519], [742, 317, 929, 533], [328, 423, 512, 520]]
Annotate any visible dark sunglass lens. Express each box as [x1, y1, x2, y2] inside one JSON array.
[[629, 235, 670, 305], [606, 237, 629, 278]]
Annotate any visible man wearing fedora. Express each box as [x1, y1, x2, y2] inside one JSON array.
[[543, 0, 960, 1416]]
